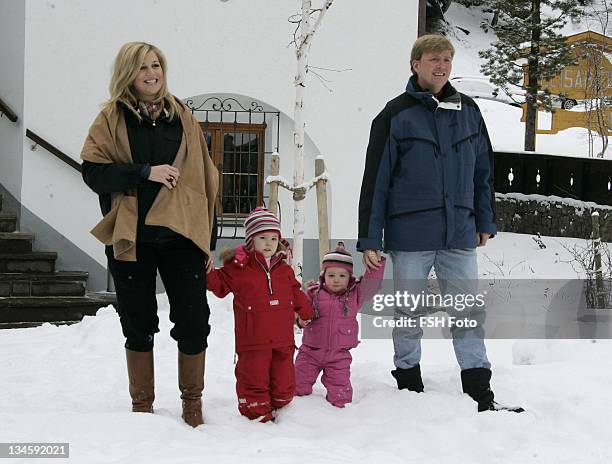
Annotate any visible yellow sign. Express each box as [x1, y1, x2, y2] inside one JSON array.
[[539, 67, 612, 100], [521, 31, 611, 135], [520, 105, 612, 135]]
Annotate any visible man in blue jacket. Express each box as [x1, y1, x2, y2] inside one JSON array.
[[358, 35, 522, 413]]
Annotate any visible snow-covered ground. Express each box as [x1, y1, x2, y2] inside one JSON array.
[[447, 4, 609, 158], [2, 232, 612, 464], [2, 6, 610, 463], [476, 98, 608, 158]]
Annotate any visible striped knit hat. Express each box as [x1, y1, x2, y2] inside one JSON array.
[[244, 207, 281, 251], [322, 241, 353, 274]]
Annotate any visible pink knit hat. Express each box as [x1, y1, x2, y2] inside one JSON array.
[[322, 241, 353, 274], [244, 207, 281, 251]]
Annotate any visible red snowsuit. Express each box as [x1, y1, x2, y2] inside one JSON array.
[[207, 245, 313, 421], [295, 258, 386, 407]]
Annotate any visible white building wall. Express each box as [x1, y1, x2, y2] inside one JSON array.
[[19, 0, 418, 266], [0, 0, 25, 200]]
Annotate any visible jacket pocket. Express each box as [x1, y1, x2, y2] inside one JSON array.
[[337, 323, 359, 349], [452, 132, 478, 151], [302, 320, 326, 348], [392, 136, 443, 203], [396, 136, 439, 177], [387, 190, 444, 218], [452, 131, 478, 199], [452, 131, 478, 170], [244, 297, 295, 346]]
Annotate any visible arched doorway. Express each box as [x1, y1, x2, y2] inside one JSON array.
[[184, 93, 280, 237]]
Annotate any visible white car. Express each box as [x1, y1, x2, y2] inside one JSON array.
[[450, 77, 523, 106], [451, 77, 579, 110], [550, 94, 579, 110]]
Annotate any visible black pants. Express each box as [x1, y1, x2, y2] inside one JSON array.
[[106, 237, 211, 355]]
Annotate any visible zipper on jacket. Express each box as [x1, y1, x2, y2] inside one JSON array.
[[264, 269, 273, 294], [321, 291, 338, 351], [255, 255, 274, 295], [432, 107, 440, 158], [327, 295, 334, 351]]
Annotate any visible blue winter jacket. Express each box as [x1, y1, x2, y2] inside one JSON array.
[[357, 75, 496, 252]]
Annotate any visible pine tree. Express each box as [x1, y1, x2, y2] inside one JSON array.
[[478, 0, 581, 151]]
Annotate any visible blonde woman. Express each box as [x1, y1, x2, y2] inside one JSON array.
[[81, 42, 218, 427]]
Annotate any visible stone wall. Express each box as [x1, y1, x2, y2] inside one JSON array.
[[495, 193, 612, 241]]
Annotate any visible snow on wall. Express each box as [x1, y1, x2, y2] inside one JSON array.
[[497, 191, 612, 212], [17, 0, 418, 265]]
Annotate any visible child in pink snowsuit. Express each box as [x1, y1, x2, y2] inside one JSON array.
[[295, 243, 386, 407]]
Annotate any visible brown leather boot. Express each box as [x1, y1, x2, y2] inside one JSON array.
[[125, 349, 155, 413], [178, 350, 205, 427]]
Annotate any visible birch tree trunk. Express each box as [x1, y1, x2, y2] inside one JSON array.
[[292, 0, 310, 281], [291, 0, 333, 280]]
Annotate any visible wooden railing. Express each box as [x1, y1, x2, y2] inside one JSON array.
[[25, 130, 82, 172]]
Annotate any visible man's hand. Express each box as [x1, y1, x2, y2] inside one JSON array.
[[476, 232, 491, 247], [297, 318, 311, 328], [363, 249, 382, 270]]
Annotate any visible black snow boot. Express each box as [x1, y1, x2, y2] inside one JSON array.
[[461, 368, 524, 413], [391, 365, 424, 393]]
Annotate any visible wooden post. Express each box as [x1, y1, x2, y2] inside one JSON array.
[[315, 157, 329, 268], [592, 211, 605, 308], [268, 152, 280, 217], [417, 0, 427, 37]]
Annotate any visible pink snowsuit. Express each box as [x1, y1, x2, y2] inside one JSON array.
[[295, 258, 386, 407]]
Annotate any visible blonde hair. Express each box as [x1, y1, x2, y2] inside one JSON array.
[[104, 42, 182, 120], [410, 34, 455, 74]]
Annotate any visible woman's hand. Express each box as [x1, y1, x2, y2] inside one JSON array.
[[206, 253, 214, 273], [148, 164, 180, 189]]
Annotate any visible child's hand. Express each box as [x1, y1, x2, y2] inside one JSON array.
[[363, 249, 382, 270], [297, 318, 311, 328]]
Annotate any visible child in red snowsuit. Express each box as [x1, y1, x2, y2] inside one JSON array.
[[207, 208, 313, 422], [295, 243, 386, 407]]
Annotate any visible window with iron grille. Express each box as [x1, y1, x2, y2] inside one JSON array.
[[186, 96, 280, 237], [201, 122, 265, 218]]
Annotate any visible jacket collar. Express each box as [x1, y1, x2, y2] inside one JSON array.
[[405, 74, 462, 111], [231, 245, 287, 270], [120, 101, 177, 127]]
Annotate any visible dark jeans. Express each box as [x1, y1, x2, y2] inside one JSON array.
[[106, 237, 211, 355]]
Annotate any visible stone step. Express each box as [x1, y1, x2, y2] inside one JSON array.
[[0, 271, 88, 282], [0, 232, 34, 253], [0, 272, 89, 297], [0, 292, 117, 328], [0, 252, 57, 273], [0, 214, 17, 233]]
